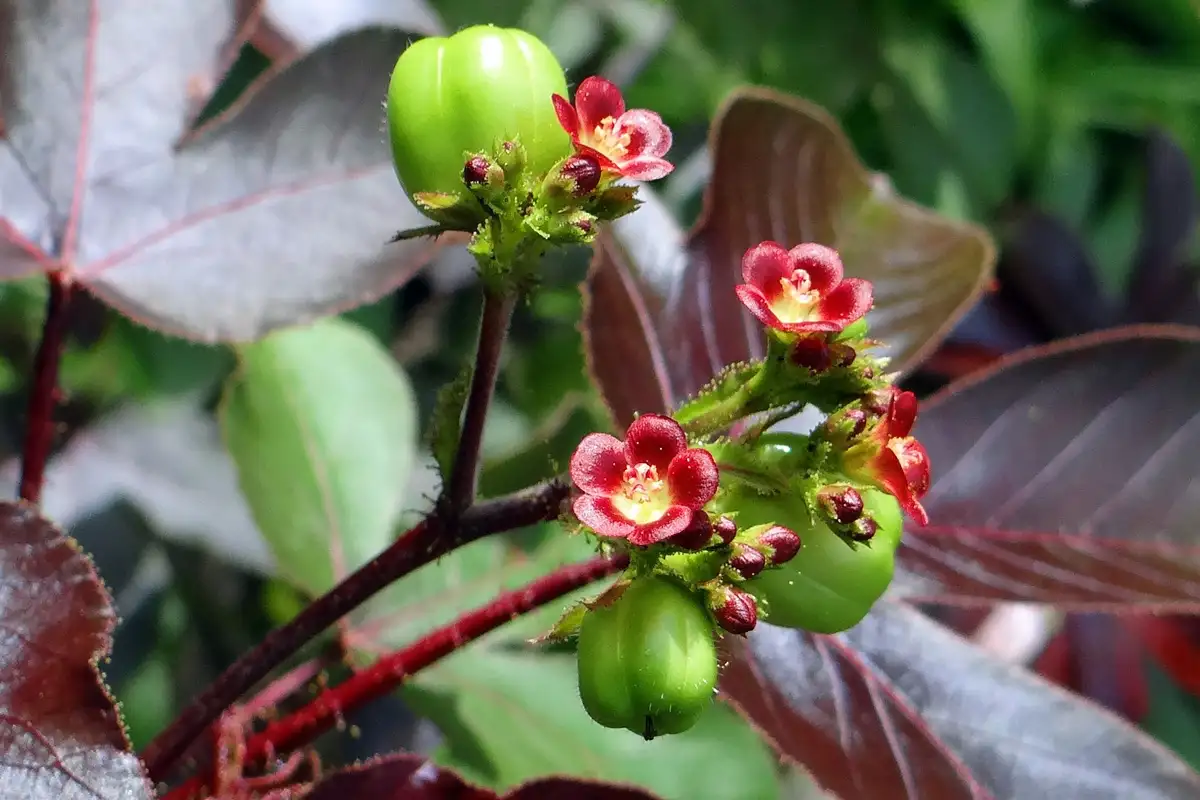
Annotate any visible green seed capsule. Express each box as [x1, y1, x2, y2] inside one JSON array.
[[576, 576, 718, 739]]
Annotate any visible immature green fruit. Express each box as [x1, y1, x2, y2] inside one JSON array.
[[385, 26, 571, 221], [752, 432, 810, 471], [742, 488, 902, 633], [576, 576, 718, 739]]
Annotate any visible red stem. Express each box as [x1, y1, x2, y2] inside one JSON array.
[[141, 478, 571, 784], [164, 553, 627, 800], [19, 270, 74, 504]]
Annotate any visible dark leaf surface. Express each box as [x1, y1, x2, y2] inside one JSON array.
[[0, 502, 151, 799], [0, 1, 442, 341], [306, 752, 661, 800], [903, 328, 1200, 610], [722, 603, 1200, 800], [232, 0, 442, 63], [585, 87, 995, 426]]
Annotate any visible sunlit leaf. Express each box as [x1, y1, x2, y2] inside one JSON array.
[[0, 2, 445, 341]]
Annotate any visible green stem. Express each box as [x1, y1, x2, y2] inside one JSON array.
[[681, 334, 791, 437]]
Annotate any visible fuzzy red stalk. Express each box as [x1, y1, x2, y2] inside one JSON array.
[[19, 269, 74, 504], [164, 554, 627, 800]]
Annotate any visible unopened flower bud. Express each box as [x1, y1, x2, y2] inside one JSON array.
[[850, 516, 878, 542], [670, 511, 713, 550], [713, 516, 737, 545], [862, 388, 893, 417], [588, 184, 640, 221], [495, 139, 526, 176], [817, 485, 864, 525], [757, 525, 801, 565], [829, 343, 857, 368], [712, 586, 758, 635], [729, 542, 765, 579], [463, 154, 503, 189], [824, 407, 868, 446], [561, 155, 601, 195], [790, 338, 831, 373]]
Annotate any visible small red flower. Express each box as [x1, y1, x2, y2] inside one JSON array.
[[569, 414, 718, 546], [552, 76, 673, 181], [843, 388, 931, 525], [735, 242, 873, 335]]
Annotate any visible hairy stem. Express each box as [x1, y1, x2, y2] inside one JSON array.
[[141, 477, 571, 783], [164, 554, 627, 800], [19, 269, 74, 504], [446, 289, 517, 512]]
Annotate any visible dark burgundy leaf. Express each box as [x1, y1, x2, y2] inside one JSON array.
[[722, 603, 1200, 800], [998, 212, 1118, 337], [584, 88, 995, 427], [306, 754, 494, 800], [305, 753, 662, 800], [902, 328, 1200, 610], [0, 502, 151, 799], [0, 2, 444, 341], [230, 0, 442, 64], [1127, 130, 1199, 325]]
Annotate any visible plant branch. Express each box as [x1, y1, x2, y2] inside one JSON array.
[[141, 477, 571, 784], [19, 269, 74, 504], [164, 553, 627, 800], [446, 288, 517, 512]]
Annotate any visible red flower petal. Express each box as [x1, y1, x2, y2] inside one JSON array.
[[627, 505, 694, 546], [890, 436, 931, 499], [552, 93, 579, 136], [573, 495, 636, 539], [616, 109, 672, 159], [788, 243, 843, 294], [667, 448, 719, 508], [741, 242, 792, 296], [813, 277, 873, 328], [874, 449, 930, 526], [573, 76, 625, 133], [624, 413, 687, 473], [569, 433, 627, 495], [618, 155, 674, 181], [887, 391, 920, 438]]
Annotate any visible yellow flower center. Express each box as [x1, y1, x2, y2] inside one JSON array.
[[770, 268, 822, 324], [589, 116, 631, 160], [611, 462, 669, 525]]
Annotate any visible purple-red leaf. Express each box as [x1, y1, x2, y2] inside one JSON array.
[[722, 604, 1200, 799], [306, 753, 661, 800], [584, 87, 995, 427], [0, 2, 444, 342], [232, 0, 442, 62], [0, 502, 151, 799], [902, 327, 1200, 610]]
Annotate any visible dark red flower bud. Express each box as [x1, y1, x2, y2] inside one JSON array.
[[850, 516, 878, 542], [825, 407, 868, 446], [729, 542, 766, 579], [829, 343, 857, 367], [562, 155, 601, 195], [757, 525, 801, 565], [713, 516, 737, 545], [712, 586, 758, 635], [790, 337, 831, 373], [670, 511, 713, 550], [817, 485, 864, 525], [463, 155, 493, 186]]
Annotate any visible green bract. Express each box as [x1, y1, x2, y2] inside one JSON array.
[[576, 576, 718, 739], [741, 487, 903, 633], [385, 26, 571, 219]]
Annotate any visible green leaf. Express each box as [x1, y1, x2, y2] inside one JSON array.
[[220, 318, 418, 595], [406, 648, 781, 799], [948, 0, 1038, 146], [1143, 659, 1200, 773]]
